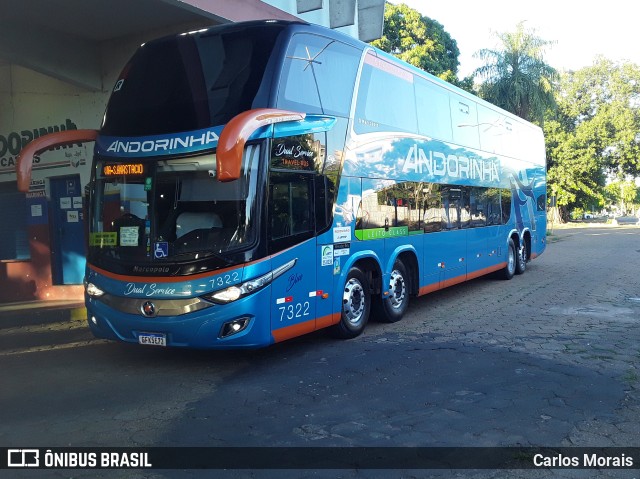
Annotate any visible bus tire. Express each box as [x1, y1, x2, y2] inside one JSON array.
[[330, 267, 370, 339], [502, 238, 517, 280], [515, 241, 527, 275], [374, 259, 410, 323]]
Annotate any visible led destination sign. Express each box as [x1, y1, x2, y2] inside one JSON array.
[[102, 163, 146, 176]]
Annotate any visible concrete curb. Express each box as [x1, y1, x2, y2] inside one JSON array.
[[0, 302, 86, 330]]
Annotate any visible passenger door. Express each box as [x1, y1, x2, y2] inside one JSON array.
[[268, 171, 317, 337]]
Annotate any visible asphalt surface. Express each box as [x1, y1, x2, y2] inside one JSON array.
[[1, 225, 639, 479]]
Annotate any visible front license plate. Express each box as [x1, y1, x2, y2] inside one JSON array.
[[138, 332, 167, 347]]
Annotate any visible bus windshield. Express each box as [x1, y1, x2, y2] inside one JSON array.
[[89, 146, 261, 269], [101, 23, 286, 136]]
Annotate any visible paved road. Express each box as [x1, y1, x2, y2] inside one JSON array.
[[1, 226, 639, 478]]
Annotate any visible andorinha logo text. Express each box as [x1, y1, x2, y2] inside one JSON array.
[[106, 131, 219, 155], [402, 143, 500, 184]]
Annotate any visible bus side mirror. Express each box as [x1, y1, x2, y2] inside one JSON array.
[[216, 108, 305, 182], [16, 129, 98, 192]]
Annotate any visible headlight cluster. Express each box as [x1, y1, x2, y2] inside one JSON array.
[[206, 258, 296, 304], [84, 280, 105, 297]]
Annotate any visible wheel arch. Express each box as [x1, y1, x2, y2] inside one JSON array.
[[521, 229, 532, 261], [386, 246, 420, 297], [509, 229, 532, 262], [338, 251, 383, 297]]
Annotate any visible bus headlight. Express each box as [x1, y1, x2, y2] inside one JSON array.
[[205, 258, 296, 304], [210, 285, 242, 303], [85, 281, 105, 297]]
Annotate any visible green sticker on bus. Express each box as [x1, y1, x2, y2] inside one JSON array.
[[354, 226, 409, 240], [89, 232, 117, 247]]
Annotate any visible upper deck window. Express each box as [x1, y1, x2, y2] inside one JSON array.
[[277, 33, 361, 117], [102, 24, 285, 136], [354, 53, 417, 134]]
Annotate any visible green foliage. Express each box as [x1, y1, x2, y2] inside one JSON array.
[[558, 58, 640, 177], [474, 22, 558, 123], [371, 2, 470, 90], [604, 180, 640, 213], [545, 58, 640, 213]]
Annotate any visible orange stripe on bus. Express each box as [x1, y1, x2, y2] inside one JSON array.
[[272, 319, 316, 343], [272, 313, 341, 343], [418, 263, 507, 296], [316, 312, 341, 329], [465, 263, 506, 281]]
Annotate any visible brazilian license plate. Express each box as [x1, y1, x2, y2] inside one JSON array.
[[138, 332, 167, 346]]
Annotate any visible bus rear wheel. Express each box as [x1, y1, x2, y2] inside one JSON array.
[[515, 241, 527, 275], [374, 260, 410, 323], [330, 267, 370, 339]]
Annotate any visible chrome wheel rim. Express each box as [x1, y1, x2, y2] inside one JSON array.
[[518, 244, 526, 267], [343, 278, 365, 324], [388, 269, 406, 310], [507, 244, 516, 274]]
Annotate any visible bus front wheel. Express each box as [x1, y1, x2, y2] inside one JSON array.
[[330, 267, 370, 339], [502, 238, 517, 280], [374, 259, 410, 323]]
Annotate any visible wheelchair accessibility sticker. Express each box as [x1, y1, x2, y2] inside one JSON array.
[[154, 242, 168, 259]]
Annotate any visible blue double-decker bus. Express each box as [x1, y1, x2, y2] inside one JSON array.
[[17, 20, 546, 349]]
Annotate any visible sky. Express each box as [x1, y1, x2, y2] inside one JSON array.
[[393, 0, 638, 78]]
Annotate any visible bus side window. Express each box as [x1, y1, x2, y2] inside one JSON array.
[[486, 188, 502, 226], [315, 174, 333, 234], [469, 187, 487, 228], [415, 76, 453, 142], [354, 54, 417, 134], [441, 187, 470, 230], [450, 96, 480, 150], [423, 184, 443, 233], [501, 189, 512, 224], [269, 172, 314, 244]]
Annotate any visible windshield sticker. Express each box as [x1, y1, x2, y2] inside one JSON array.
[[119, 226, 139, 246], [154, 242, 168, 259], [90, 232, 117, 247]]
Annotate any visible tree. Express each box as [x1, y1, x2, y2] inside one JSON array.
[[371, 2, 473, 90], [474, 22, 558, 123], [545, 58, 640, 221], [604, 180, 639, 215]]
